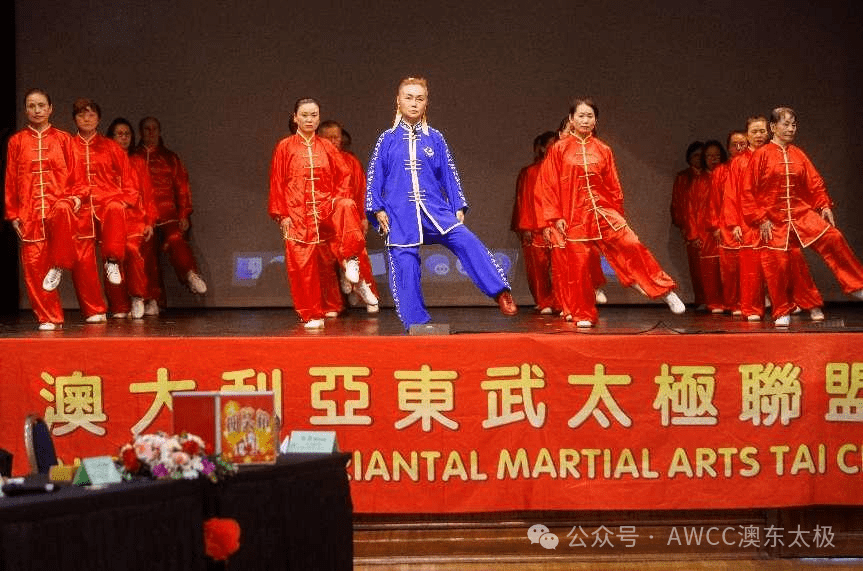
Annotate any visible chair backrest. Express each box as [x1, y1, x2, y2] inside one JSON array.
[[24, 414, 58, 474], [0, 448, 12, 477]]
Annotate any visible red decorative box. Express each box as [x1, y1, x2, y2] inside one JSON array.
[[172, 391, 277, 465]]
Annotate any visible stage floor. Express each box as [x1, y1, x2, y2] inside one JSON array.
[[2, 302, 863, 338]]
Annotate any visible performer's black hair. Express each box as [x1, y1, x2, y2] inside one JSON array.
[[23, 88, 51, 106], [703, 139, 728, 165]]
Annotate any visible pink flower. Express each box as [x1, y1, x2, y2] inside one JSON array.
[[171, 451, 191, 466], [134, 441, 157, 462]]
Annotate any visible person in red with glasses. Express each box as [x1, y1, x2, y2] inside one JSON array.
[[105, 117, 158, 319]]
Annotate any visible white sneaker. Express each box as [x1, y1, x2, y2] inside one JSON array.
[[746, 314, 762, 322], [304, 318, 325, 329], [774, 314, 791, 327], [111, 312, 128, 319], [576, 320, 593, 328], [367, 304, 379, 313], [663, 291, 686, 314], [105, 261, 122, 285], [539, 307, 553, 315], [732, 310, 742, 316], [852, 289, 863, 301], [339, 271, 352, 294], [186, 271, 207, 294], [38, 322, 61, 331], [85, 313, 107, 323], [324, 311, 339, 318], [809, 307, 825, 321], [131, 297, 145, 319], [710, 308, 724, 314], [343, 257, 360, 284], [356, 281, 379, 306], [564, 314, 573, 322], [144, 299, 160, 316], [42, 267, 62, 291], [594, 289, 607, 304]]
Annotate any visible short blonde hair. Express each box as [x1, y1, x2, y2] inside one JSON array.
[[398, 76, 428, 94]]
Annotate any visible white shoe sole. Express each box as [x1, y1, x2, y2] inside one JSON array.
[[131, 298, 145, 319], [42, 268, 62, 291], [343, 258, 360, 284], [105, 262, 122, 285], [356, 281, 379, 306], [663, 292, 686, 314], [186, 271, 208, 294]]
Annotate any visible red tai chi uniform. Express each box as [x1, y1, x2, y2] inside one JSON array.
[[66, 133, 140, 317], [268, 134, 365, 323], [693, 165, 726, 311], [671, 166, 707, 305], [4, 125, 74, 325], [742, 141, 863, 319], [340, 150, 380, 303], [722, 149, 764, 318], [711, 161, 741, 312], [724, 147, 823, 319], [70, 133, 136, 262], [132, 142, 201, 303], [512, 160, 557, 311], [104, 153, 158, 314], [537, 134, 676, 324]]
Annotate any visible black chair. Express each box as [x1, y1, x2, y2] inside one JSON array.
[[0, 448, 12, 477], [24, 414, 58, 474]]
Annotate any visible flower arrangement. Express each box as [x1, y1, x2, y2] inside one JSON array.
[[117, 432, 237, 483]]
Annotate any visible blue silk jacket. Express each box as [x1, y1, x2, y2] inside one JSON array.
[[365, 121, 468, 247]]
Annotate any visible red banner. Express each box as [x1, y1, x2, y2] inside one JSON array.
[[2, 333, 862, 512]]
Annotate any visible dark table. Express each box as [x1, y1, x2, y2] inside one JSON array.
[[0, 453, 353, 571], [207, 452, 353, 570], [0, 478, 205, 571]]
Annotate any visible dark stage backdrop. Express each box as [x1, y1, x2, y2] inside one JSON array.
[[13, 0, 863, 309]]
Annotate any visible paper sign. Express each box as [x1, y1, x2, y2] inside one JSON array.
[[78, 456, 123, 485], [285, 431, 338, 453]]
